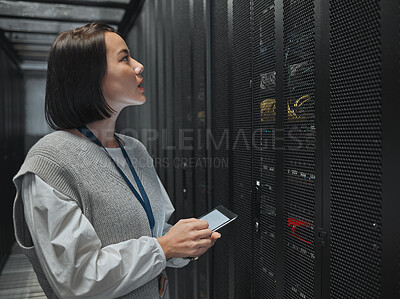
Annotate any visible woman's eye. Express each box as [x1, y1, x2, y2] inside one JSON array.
[[122, 56, 129, 62]]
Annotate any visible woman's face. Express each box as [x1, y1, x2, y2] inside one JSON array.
[[102, 32, 145, 112]]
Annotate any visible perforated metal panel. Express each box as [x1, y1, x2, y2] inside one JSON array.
[[179, 0, 194, 221], [191, 1, 209, 298], [123, 1, 197, 297], [170, 0, 185, 223], [176, 0, 197, 296], [120, 0, 400, 298], [330, 1, 382, 298], [283, 0, 316, 298], [232, 0, 253, 297], [210, 0, 233, 297], [192, 0, 207, 218], [253, 0, 277, 297]]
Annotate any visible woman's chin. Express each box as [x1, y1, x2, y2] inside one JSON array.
[[125, 96, 147, 106], [135, 96, 147, 105]]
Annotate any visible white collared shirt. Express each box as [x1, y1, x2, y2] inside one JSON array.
[[21, 147, 188, 298]]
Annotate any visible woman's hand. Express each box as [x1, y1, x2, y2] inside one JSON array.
[[157, 218, 221, 259]]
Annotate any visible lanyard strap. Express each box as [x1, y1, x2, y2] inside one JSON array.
[[77, 126, 155, 235]]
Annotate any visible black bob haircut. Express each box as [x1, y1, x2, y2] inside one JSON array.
[[45, 22, 118, 130]]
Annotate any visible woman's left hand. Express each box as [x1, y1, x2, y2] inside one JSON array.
[[210, 231, 221, 246]]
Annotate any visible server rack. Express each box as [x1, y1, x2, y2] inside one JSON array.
[[0, 44, 24, 272], [282, 0, 317, 297], [119, 0, 212, 297], [253, 0, 277, 297], [118, 0, 400, 297], [230, 0, 254, 297], [329, 1, 400, 298]]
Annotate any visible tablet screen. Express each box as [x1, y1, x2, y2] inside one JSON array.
[[200, 209, 230, 231]]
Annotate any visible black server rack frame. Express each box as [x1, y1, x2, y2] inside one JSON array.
[[118, 0, 400, 297]]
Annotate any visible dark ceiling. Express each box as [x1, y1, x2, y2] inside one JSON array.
[[0, 0, 144, 70]]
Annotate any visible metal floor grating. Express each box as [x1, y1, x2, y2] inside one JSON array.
[[0, 243, 45, 299]]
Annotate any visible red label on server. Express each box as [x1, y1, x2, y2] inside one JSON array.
[[288, 218, 312, 244]]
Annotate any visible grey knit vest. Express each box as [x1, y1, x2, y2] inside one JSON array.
[[13, 130, 167, 298]]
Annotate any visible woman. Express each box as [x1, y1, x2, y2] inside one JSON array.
[[12, 23, 220, 298]]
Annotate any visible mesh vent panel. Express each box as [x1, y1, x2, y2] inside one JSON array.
[[211, 0, 232, 296], [283, 0, 316, 298], [191, 1, 209, 298], [330, 1, 382, 298], [192, 0, 207, 218], [232, 0, 253, 297], [253, 0, 277, 297], [174, 0, 195, 296]]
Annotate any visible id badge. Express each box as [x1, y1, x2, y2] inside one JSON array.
[[158, 271, 169, 299]]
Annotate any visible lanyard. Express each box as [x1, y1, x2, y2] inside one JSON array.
[[77, 126, 155, 236]]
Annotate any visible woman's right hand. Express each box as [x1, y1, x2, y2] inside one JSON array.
[[157, 218, 221, 259]]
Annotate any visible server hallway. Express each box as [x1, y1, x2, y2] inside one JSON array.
[[0, 0, 399, 298]]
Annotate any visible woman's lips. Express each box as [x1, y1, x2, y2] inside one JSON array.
[[138, 78, 144, 92]]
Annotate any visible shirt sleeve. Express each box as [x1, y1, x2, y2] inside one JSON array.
[[21, 172, 167, 299], [157, 176, 190, 269]]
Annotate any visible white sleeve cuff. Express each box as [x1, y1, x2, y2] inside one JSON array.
[[166, 257, 190, 268], [152, 237, 167, 270]]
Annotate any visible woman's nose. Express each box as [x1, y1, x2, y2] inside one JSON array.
[[135, 64, 144, 75]]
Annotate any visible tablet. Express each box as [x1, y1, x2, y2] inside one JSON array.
[[199, 205, 237, 231]]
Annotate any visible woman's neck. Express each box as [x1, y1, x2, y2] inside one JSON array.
[[66, 116, 124, 148], [87, 117, 118, 148]]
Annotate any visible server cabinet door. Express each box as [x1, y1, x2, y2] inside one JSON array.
[[231, 0, 253, 297], [329, 0, 396, 298], [252, 0, 278, 297], [281, 0, 318, 298]]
